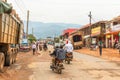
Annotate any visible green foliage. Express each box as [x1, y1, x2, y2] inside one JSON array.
[[28, 34, 37, 43], [54, 37, 59, 43], [59, 35, 63, 40]]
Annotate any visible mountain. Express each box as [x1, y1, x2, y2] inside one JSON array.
[[24, 21, 82, 39]]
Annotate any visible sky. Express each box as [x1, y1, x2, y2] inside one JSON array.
[[7, 0, 120, 25]]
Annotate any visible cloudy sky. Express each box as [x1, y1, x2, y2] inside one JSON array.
[[7, 0, 120, 25]]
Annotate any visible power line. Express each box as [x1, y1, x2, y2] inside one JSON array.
[[17, 0, 27, 11], [91, 17, 96, 23], [14, 0, 26, 14], [11, 0, 27, 20]]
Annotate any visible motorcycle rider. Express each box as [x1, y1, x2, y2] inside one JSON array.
[[50, 45, 66, 67], [50, 46, 59, 66], [64, 40, 73, 59], [50, 46, 59, 56], [43, 42, 48, 51], [56, 45, 66, 61]]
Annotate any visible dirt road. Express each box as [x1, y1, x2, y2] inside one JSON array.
[[1, 46, 120, 80]]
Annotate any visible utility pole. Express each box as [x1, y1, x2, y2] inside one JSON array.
[[88, 11, 92, 45], [32, 27, 34, 35], [26, 10, 29, 39]]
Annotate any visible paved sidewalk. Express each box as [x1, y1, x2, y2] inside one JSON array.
[[75, 48, 120, 61]]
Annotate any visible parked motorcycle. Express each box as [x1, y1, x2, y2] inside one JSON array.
[[65, 52, 73, 64], [90, 44, 98, 51]]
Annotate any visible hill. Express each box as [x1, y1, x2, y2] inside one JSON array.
[[24, 21, 81, 39]]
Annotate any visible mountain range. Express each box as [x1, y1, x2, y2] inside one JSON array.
[[24, 21, 81, 39]]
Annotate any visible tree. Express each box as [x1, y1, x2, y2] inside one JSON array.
[[28, 34, 37, 43]]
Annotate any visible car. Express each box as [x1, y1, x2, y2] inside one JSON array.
[[19, 43, 31, 52]]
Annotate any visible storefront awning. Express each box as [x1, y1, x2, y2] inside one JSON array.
[[105, 30, 120, 35], [0, 1, 12, 14]]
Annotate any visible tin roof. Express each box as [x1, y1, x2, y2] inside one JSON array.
[[62, 28, 78, 35]]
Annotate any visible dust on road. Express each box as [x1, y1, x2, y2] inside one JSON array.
[[1, 46, 120, 80]]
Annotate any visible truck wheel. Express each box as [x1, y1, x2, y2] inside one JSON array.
[[5, 53, 12, 66], [12, 51, 15, 64], [0, 53, 5, 72], [14, 52, 17, 63]]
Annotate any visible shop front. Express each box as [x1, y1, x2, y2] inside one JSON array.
[[91, 26, 101, 45], [105, 24, 120, 48], [84, 35, 90, 47]]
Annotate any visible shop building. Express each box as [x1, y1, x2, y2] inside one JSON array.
[[90, 21, 107, 47], [105, 16, 120, 48], [78, 24, 91, 47], [62, 28, 78, 40]]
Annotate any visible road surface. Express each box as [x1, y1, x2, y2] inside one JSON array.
[[0, 46, 120, 80]]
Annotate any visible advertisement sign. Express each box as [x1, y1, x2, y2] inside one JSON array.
[[91, 26, 101, 34], [106, 35, 111, 38], [92, 38, 96, 44], [106, 24, 112, 33], [112, 24, 120, 32]]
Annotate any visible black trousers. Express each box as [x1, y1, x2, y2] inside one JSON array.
[[99, 46, 102, 56], [33, 49, 36, 55]]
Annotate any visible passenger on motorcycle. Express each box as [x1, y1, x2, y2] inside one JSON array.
[[64, 40, 73, 59]]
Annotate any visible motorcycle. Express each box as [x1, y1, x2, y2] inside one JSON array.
[[65, 52, 73, 64], [90, 44, 97, 51], [50, 55, 64, 74]]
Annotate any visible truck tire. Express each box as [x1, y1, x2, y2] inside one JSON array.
[[0, 53, 5, 72], [5, 53, 12, 66], [14, 52, 17, 63], [12, 51, 15, 64], [13, 50, 17, 63]]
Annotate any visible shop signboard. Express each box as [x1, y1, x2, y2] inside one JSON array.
[[106, 24, 112, 33], [92, 38, 96, 44], [112, 24, 120, 32], [106, 35, 111, 38], [84, 35, 90, 39], [91, 26, 101, 35]]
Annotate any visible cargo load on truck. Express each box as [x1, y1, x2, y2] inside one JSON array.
[[0, 1, 12, 14]]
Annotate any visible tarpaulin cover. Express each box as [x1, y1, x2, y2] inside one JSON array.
[[0, 1, 12, 14]]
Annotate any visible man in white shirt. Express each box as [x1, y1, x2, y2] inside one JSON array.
[[64, 40, 73, 58], [32, 43, 36, 55], [64, 41, 73, 52]]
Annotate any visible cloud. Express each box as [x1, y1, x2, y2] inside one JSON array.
[[7, 0, 120, 24]]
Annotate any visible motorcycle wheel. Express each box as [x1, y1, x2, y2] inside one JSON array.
[[67, 60, 70, 64], [58, 69, 62, 74], [52, 68, 54, 71]]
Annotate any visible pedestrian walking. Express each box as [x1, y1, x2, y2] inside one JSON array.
[[32, 43, 37, 55], [98, 40, 103, 56]]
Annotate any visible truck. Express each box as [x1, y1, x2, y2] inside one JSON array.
[[69, 30, 83, 49], [0, 1, 24, 71]]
